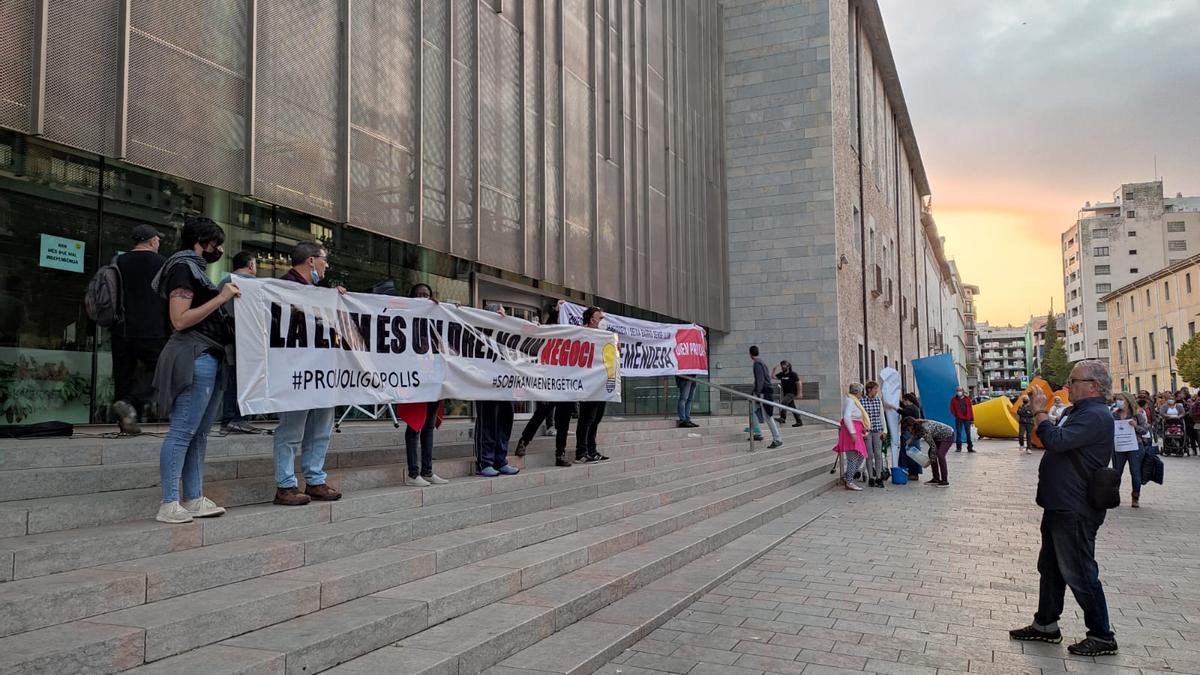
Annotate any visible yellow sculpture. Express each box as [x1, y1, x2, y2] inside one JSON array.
[[973, 377, 1071, 448]]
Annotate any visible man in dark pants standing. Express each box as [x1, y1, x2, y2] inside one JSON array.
[[1010, 360, 1118, 656], [110, 224, 168, 434], [950, 387, 975, 452], [575, 306, 611, 463], [474, 303, 519, 477]]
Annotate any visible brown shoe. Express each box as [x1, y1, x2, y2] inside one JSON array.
[[304, 483, 342, 501], [274, 487, 311, 506]]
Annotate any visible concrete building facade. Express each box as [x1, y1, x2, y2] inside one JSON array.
[[1103, 254, 1200, 395], [713, 0, 969, 418], [1063, 181, 1200, 365], [0, 0, 729, 424]]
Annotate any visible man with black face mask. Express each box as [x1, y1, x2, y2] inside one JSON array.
[[271, 241, 348, 506]]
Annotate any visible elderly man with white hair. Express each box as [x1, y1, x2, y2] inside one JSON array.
[[1010, 360, 1118, 657]]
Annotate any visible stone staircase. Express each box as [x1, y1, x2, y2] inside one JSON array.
[[0, 415, 838, 674]]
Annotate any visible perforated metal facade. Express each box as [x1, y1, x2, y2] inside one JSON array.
[[0, 0, 728, 328]]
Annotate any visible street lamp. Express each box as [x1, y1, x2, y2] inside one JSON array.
[[1163, 325, 1177, 391]]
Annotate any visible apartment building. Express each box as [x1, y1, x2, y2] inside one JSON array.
[[1063, 181, 1200, 364], [977, 324, 1027, 394], [1104, 254, 1200, 395]]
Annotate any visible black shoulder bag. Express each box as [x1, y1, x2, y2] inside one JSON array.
[[1066, 449, 1121, 510]]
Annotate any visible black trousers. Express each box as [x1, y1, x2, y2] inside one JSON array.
[[1034, 510, 1114, 641], [474, 400, 514, 471], [519, 402, 573, 453], [576, 401, 606, 457], [111, 335, 167, 414]]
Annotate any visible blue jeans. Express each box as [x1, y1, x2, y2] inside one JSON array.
[[273, 407, 334, 488], [676, 377, 696, 422], [159, 354, 223, 503], [1035, 510, 1114, 642], [1112, 449, 1145, 497], [954, 418, 974, 449], [476, 400, 514, 470]]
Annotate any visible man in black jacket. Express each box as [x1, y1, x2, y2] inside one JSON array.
[[1009, 360, 1117, 656]]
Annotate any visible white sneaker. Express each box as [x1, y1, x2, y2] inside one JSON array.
[[156, 501, 194, 524], [1025, 448, 1032, 455], [845, 481, 864, 491], [426, 473, 449, 485], [405, 475, 431, 487], [181, 496, 226, 518]]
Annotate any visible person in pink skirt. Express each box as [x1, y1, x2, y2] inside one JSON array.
[[834, 383, 870, 491]]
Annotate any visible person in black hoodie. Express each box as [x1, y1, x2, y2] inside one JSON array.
[[1010, 360, 1117, 657]]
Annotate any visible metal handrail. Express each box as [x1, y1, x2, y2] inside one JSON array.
[[676, 374, 840, 428]]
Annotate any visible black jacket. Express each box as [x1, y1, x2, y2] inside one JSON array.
[[1035, 396, 1114, 517]]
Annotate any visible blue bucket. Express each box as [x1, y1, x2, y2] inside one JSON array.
[[890, 467, 909, 485]]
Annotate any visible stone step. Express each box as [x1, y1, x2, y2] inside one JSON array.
[[0, 420, 766, 536], [136, 460, 835, 675], [0, 420, 749, 503], [0, 434, 834, 637], [323, 476, 834, 675], [0, 415, 742, 470], [0, 428, 834, 580], [0, 449, 834, 673], [489, 504, 831, 675]]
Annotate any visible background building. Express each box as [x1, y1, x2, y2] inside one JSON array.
[[963, 284, 980, 393], [0, 1, 726, 424], [1062, 180, 1200, 365], [1026, 312, 1066, 377], [713, 0, 971, 418], [976, 324, 1027, 394], [1103, 254, 1200, 395]]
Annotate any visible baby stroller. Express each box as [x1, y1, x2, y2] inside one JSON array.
[[1162, 410, 1188, 456]]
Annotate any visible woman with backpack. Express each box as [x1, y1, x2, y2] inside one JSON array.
[[149, 216, 239, 524]]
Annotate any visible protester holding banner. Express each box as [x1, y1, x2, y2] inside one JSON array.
[[398, 283, 449, 486], [515, 306, 576, 466], [149, 216, 238, 524], [271, 241, 345, 506], [676, 376, 699, 428], [575, 306, 611, 463], [473, 302, 520, 477]]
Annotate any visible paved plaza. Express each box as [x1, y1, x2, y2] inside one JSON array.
[[600, 438, 1200, 675]]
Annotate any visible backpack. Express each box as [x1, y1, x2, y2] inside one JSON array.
[[85, 256, 123, 327]]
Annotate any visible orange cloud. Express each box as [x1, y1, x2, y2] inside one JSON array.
[[935, 205, 1064, 327]]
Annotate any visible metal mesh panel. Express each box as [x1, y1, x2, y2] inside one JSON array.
[[350, 0, 419, 242], [477, 11, 521, 273], [542, 0, 562, 285], [255, 0, 339, 220], [523, 1, 543, 279], [0, 0, 35, 132], [127, 0, 248, 193], [42, 0, 119, 155], [563, 72, 592, 292], [421, 0, 449, 251], [451, 0, 475, 259]]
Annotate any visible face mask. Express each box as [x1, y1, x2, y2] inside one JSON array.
[[1114, 401, 1125, 410], [310, 269, 321, 284], [202, 249, 222, 264]]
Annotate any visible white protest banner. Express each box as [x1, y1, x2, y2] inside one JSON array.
[[235, 279, 621, 414], [558, 301, 707, 377]]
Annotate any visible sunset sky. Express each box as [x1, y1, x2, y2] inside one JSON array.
[[878, 0, 1200, 327]]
